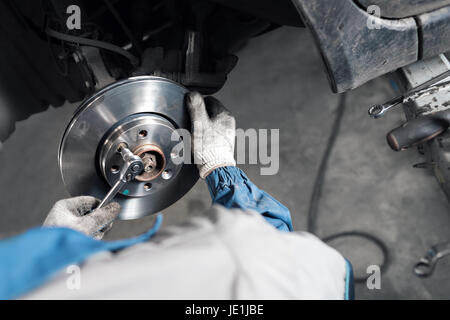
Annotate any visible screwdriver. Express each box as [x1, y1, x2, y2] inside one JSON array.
[[387, 109, 450, 151]]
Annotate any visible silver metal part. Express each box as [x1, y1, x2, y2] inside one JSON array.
[[415, 241, 450, 277], [58, 76, 199, 220], [368, 77, 450, 119], [99, 114, 182, 198], [369, 54, 450, 119], [368, 96, 403, 119], [395, 55, 450, 277], [401, 54, 450, 117], [97, 145, 144, 209]]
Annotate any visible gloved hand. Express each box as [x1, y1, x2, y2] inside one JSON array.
[[186, 92, 236, 179], [43, 196, 121, 240]]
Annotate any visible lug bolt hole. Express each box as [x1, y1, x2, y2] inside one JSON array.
[[111, 165, 120, 174], [162, 170, 173, 180], [144, 183, 152, 191], [139, 130, 148, 138]]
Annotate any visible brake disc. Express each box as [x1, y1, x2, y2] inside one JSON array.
[[58, 76, 198, 220]]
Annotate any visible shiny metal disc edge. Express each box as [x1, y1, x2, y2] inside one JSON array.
[[58, 76, 198, 220]]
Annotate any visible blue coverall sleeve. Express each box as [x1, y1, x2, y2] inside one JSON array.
[[205, 166, 293, 232]]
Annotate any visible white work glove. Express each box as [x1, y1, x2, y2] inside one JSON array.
[[43, 196, 121, 240], [186, 92, 236, 179]]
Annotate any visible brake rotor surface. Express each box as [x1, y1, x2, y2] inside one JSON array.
[[58, 76, 198, 220]]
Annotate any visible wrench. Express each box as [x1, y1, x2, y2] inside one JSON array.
[[96, 143, 144, 210], [414, 241, 450, 277], [368, 79, 450, 119]]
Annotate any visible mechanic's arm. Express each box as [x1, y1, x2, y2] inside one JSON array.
[[0, 197, 124, 299], [186, 92, 293, 232]]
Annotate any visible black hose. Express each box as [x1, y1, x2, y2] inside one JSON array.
[[307, 94, 347, 233], [322, 231, 389, 282], [45, 27, 139, 67], [307, 93, 390, 283]]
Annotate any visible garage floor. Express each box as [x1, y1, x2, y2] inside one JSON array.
[[1, 26, 450, 299]]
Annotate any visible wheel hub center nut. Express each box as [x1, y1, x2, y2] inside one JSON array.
[[142, 154, 157, 173], [134, 144, 166, 181]]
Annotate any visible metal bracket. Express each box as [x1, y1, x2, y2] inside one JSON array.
[[400, 54, 450, 117]]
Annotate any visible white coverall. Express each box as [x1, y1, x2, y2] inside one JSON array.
[[24, 205, 348, 299]]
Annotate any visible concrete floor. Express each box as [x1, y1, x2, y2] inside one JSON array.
[[1, 26, 450, 299]]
